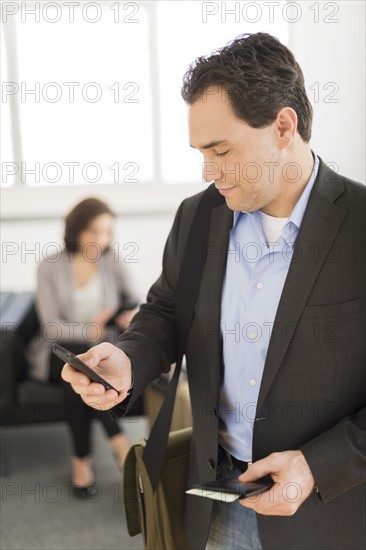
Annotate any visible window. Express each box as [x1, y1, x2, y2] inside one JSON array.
[[1, 1, 288, 187]]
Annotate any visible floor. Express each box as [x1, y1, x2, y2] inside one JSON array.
[[0, 417, 149, 550]]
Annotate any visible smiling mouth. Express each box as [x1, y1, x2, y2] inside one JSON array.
[[216, 186, 235, 195]]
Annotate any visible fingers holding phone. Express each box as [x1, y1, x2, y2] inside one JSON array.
[[60, 342, 133, 410]]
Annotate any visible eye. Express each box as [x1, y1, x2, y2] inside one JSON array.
[[215, 150, 229, 157]]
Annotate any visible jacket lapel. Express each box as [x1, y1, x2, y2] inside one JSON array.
[[203, 201, 233, 399], [257, 160, 347, 406]]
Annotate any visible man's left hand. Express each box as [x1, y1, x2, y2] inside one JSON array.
[[239, 450, 316, 516]]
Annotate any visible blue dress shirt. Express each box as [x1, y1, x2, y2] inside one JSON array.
[[219, 155, 320, 462]]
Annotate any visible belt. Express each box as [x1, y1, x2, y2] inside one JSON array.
[[218, 445, 248, 473], [230, 454, 248, 472]]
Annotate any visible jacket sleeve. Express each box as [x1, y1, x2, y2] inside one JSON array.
[[300, 406, 366, 501], [113, 198, 187, 411]]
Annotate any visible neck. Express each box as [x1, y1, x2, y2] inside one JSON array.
[[261, 145, 314, 217], [74, 251, 100, 264]]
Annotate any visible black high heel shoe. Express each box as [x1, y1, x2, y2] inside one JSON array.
[[72, 481, 99, 499]]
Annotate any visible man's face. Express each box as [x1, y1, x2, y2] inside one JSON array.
[[188, 88, 284, 213]]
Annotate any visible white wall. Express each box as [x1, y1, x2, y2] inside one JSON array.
[[1, 1, 365, 295], [289, 0, 365, 182]]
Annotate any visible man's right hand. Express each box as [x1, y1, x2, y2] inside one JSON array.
[[61, 342, 132, 410]]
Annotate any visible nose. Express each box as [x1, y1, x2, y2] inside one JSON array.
[[202, 160, 222, 183]]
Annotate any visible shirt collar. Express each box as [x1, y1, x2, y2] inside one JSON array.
[[288, 153, 319, 230]]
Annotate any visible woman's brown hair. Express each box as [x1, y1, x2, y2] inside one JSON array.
[[64, 197, 114, 252]]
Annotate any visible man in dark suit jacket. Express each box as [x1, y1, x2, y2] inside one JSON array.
[[63, 33, 365, 549]]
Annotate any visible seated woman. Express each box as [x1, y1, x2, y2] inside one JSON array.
[[26, 197, 139, 497]]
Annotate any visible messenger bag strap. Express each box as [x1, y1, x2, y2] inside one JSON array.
[[143, 183, 225, 492]]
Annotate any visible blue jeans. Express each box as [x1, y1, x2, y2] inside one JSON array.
[[205, 451, 263, 550]]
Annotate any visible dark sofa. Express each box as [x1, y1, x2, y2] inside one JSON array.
[[0, 291, 144, 474]]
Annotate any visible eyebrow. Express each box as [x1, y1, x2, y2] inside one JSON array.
[[190, 140, 230, 150]]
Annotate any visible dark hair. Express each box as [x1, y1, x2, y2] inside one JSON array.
[[64, 197, 114, 252], [181, 32, 313, 142]]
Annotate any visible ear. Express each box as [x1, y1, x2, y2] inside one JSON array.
[[275, 107, 298, 148]]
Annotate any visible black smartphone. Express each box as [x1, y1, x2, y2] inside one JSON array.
[[186, 475, 274, 503], [52, 343, 120, 395]]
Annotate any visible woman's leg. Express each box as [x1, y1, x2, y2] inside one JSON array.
[[50, 352, 94, 487]]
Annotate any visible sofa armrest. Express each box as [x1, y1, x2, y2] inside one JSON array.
[[0, 292, 37, 403]]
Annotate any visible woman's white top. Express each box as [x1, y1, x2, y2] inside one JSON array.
[[73, 270, 104, 324]]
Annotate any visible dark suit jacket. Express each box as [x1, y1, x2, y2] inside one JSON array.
[[117, 159, 366, 549]]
